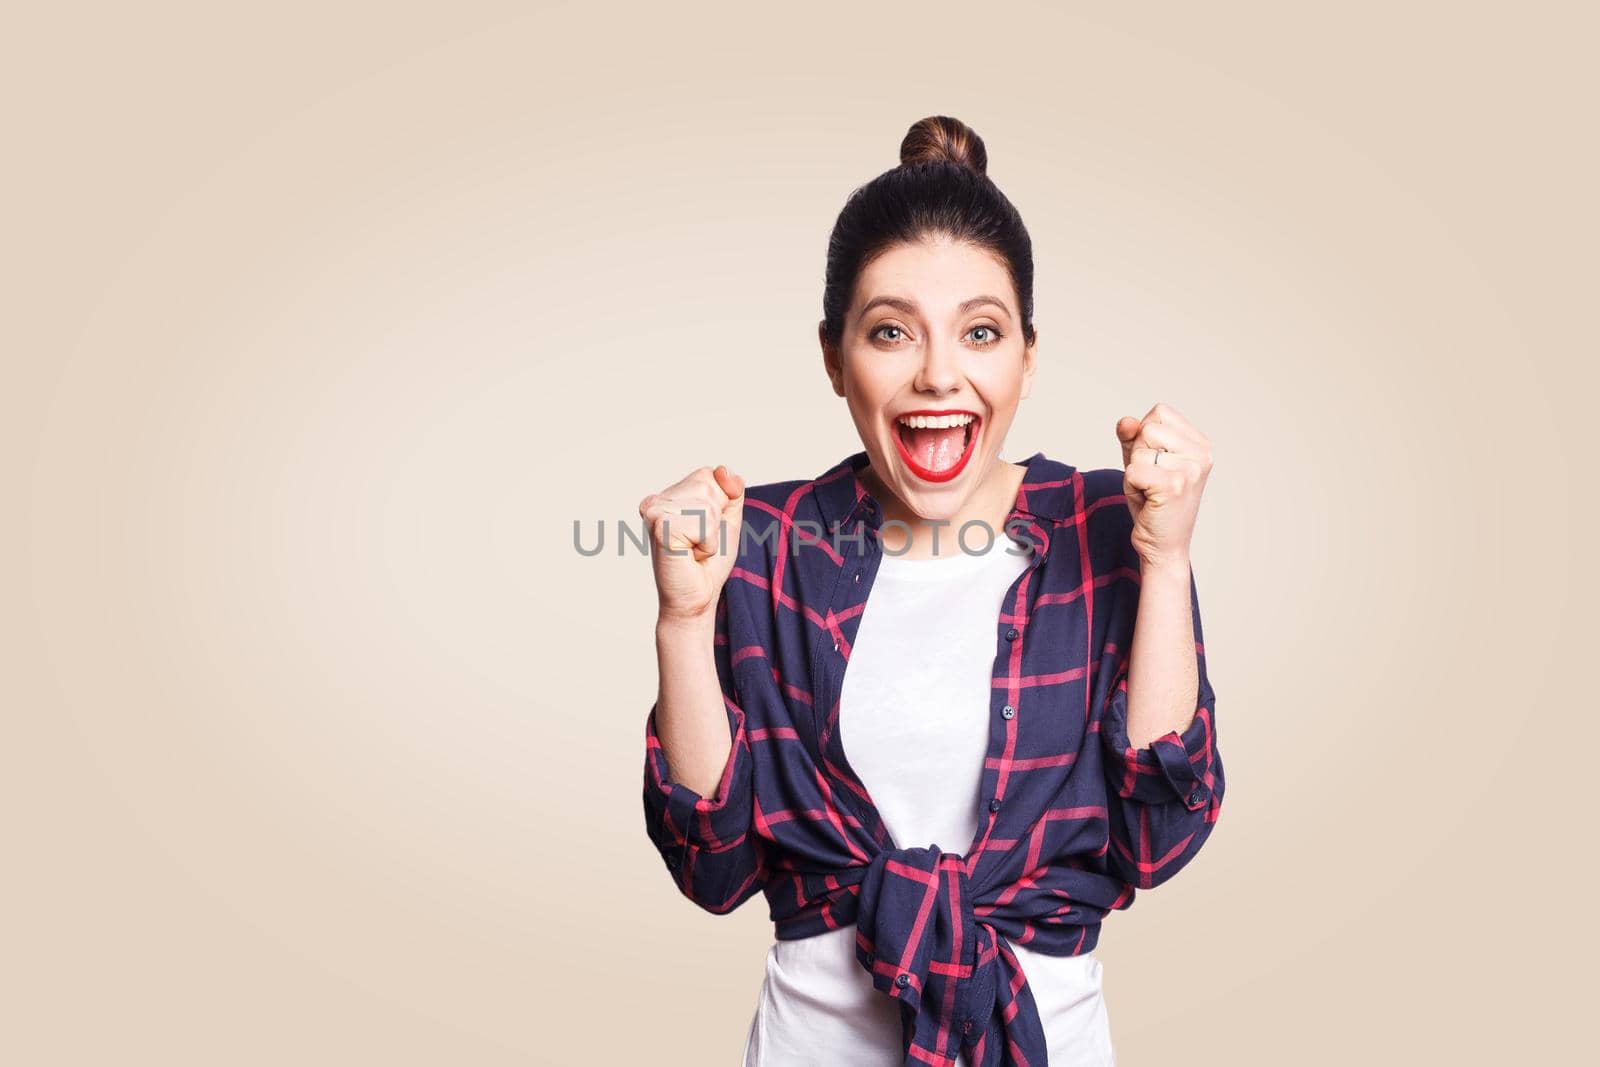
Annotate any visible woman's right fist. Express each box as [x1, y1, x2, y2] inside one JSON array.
[[638, 464, 745, 625]]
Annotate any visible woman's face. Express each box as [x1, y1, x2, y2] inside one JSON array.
[[821, 234, 1037, 522]]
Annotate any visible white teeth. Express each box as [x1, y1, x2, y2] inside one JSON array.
[[896, 413, 976, 430]]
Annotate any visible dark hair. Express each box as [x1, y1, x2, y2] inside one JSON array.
[[820, 115, 1036, 351]]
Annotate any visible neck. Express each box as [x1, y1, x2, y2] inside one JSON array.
[[862, 457, 1027, 559]]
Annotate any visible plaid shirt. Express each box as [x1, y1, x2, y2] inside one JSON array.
[[643, 449, 1224, 1067]]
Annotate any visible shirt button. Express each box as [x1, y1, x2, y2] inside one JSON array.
[[1187, 788, 1203, 806], [833, 641, 840, 652], [895, 973, 910, 988], [989, 798, 1002, 812], [665, 852, 680, 869], [962, 1019, 974, 1036], [863, 952, 874, 966], [1000, 705, 1015, 719], [1005, 627, 1019, 640], [854, 572, 861, 583]]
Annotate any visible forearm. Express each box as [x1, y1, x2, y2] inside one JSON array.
[[655, 612, 735, 798], [1123, 557, 1200, 749]]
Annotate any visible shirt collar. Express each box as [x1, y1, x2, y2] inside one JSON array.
[[812, 449, 1080, 532]]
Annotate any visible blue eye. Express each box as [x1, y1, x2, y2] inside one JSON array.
[[872, 324, 1003, 345]]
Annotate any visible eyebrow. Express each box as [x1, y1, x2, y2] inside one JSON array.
[[859, 294, 1014, 321]]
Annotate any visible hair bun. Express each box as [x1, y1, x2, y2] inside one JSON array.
[[899, 115, 988, 176]]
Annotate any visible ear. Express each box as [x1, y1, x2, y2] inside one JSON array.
[[1020, 326, 1038, 401], [819, 321, 845, 397]]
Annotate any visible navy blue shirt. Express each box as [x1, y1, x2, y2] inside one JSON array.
[[643, 449, 1224, 1066]]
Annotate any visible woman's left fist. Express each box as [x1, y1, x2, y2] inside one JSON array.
[[1115, 402, 1213, 569]]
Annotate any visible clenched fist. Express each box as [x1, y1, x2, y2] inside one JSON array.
[[1115, 402, 1213, 569], [638, 464, 746, 625]]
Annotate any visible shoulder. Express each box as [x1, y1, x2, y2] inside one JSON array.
[[1074, 464, 1125, 501], [717, 473, 820, 637], [1076, 465, 1130, 518], [1072, 465, 1138, 571], [1021, 455, 1125, 530], [736, 474, 817, 541], [725, 472, 819, 582]]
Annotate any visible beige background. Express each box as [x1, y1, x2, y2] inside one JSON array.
[[6, 1, 1595, 1063]]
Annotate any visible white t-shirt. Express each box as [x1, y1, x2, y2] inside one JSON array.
[[741, 533, 1116, 1066]]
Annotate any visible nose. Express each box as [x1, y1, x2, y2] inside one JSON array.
[[913, 335, 964, 397]]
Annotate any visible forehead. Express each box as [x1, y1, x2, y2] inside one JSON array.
[[852, 237, 1013, 315]]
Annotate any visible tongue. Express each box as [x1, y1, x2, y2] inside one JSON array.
[[904, 424, 966, 472]]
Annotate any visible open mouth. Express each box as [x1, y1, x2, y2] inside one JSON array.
[[892, 411, 981, 483]]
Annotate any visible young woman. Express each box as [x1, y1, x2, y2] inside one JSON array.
[[639, 116, 1224, 1067]]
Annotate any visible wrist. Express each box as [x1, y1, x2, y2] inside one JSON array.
[[657, 609, 716, 642], [1135, 553, 1191, 580]]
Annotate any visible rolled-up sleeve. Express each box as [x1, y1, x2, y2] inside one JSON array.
[[1098, 547, 1225, 890], [641, 583, 769, 915]]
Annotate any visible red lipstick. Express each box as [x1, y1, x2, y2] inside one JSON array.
[[891, 408, 981, 483]]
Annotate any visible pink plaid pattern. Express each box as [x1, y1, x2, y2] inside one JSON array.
[[644, 450, 1224, 1066]]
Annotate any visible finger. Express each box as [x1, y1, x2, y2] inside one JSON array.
[[1120, 415, 1191, 467], [1123, 449, 1188, 498], [648, 493, 741, 556], [1129, 445, 1204, 471], [642, 508, 684, 553], [1145, 401, 1195, 434], [643, 502, 714, 549], [1129, 420, 1196, 456], [1138, 403, 1212, 461], [652, 487, 720, 513], [713, 464, 745, 504], [661, 467, 723, 507], [1115, 416, 1143, 467], [689, 465, 733, 504]]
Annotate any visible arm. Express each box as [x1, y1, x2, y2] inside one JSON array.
[[641, 583, 769, 915], [1098, 543, 1225, 890], [1124, 558, 1201, 748]]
